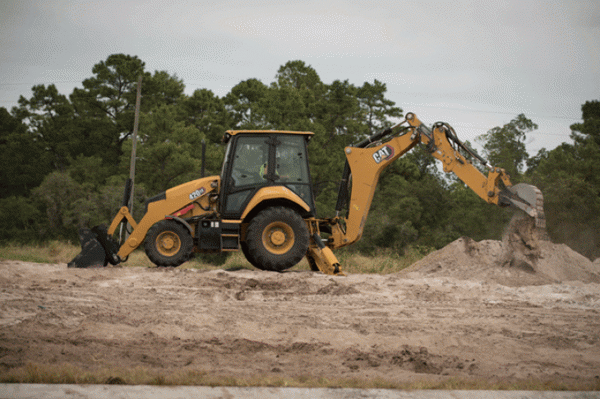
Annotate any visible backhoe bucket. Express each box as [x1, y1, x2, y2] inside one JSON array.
[[501, 183, 548, 239], [68, 225, 120, 268]]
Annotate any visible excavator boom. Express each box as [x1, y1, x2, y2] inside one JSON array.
[[326, 112, 546, 253]]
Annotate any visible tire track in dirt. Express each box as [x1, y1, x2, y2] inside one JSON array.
[[1, 250, 599, 386]]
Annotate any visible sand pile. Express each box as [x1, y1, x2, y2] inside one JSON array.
[[401, 236, 600, 287]]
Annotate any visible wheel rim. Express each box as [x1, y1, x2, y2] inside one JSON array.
[[156, 231, 181, 257], [262, 221, 295, 255]]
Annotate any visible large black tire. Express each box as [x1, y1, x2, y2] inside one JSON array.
[[241, 241, 264, 270], [145, 220, 193, 267], [245, 207, 309, 272]]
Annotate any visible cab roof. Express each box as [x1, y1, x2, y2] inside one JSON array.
[[222, 129, 314, 143], [225, 130, 313, 136]]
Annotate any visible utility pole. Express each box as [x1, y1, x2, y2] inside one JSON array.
[[119, 76, 142, 244], [128, 75, 143, 217]]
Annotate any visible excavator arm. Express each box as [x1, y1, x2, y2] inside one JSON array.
[[309, 112, 546, 275], [407, 113, 545, 228], [408, 113, 544, 220]]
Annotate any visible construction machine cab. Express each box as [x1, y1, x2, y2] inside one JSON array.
[[219, 130, 316, 220]]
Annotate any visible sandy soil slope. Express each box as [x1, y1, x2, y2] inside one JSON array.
[[1, 237, 599, 386]]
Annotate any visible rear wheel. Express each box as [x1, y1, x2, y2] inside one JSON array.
[[145, 220, 193, 267], [245, 207, 309, 271]]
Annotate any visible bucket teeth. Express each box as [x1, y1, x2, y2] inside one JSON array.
[[532, 186, 548, 240]]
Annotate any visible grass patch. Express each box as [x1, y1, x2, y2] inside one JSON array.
[[336, 245, 433, 275], [1, 362, 599, 390], [0, 241, 255, 271], [0, 241, 431, 275], [0, 241, 80, 264]]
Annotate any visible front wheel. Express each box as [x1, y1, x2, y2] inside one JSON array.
[[145, 220, 193, 267], [245, 207, 309, 272], [241, 241, 263, 270]]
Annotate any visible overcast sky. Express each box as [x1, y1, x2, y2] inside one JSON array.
[[1, 0, 599, 155]]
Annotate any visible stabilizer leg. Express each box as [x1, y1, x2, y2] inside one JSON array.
[[307, 235, 345, 276]]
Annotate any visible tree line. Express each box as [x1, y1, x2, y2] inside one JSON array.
[[1, 54, 598, 259]]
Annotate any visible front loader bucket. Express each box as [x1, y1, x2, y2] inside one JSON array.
[[68, 225, 121, 268]]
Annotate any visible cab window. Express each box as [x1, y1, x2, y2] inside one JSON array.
[[275, 135, 310, 184], [229, 136, 269, 188]]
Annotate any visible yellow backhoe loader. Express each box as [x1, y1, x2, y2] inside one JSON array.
[[68, 113, 546, 274]]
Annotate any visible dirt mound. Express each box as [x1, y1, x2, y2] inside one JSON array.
[[401, 237, 600, 287]]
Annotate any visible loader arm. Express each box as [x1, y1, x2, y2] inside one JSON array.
[[68, 176, 220, 268], [328, 112, 545, 250]]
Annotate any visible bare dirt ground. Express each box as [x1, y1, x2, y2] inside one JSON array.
[[1, 237, 600, 387]]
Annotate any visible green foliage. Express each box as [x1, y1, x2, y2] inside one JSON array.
[[129, 104, 205, 193], [276, 60, 322, 90], [25, 171, 145, 241], [357, 79, 403, 135], [12, 84, 76, 172], [447, 183, 510, 241], [526, 100, 600, 259], [67, 155, 113, 187], [224, 78, 270, 129], [477, 114, 537, 180], [0, 107, 52, 198], [32, 172, 84, 239], [0, 196, 43, 242], [143, 70, 185, 107], [182, 88, 231, 144]]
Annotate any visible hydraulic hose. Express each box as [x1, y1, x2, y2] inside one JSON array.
[[334, 161, 351, 215]]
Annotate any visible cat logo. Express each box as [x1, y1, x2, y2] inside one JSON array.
[[373, 145, 394, 164]]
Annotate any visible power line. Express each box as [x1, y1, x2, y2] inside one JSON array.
[[0, 81, 83, 86], [449, 124, 572, 137], [397, 102, 580, 121]]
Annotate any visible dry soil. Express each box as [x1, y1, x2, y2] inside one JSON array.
[[1, 237, 600, 386]]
